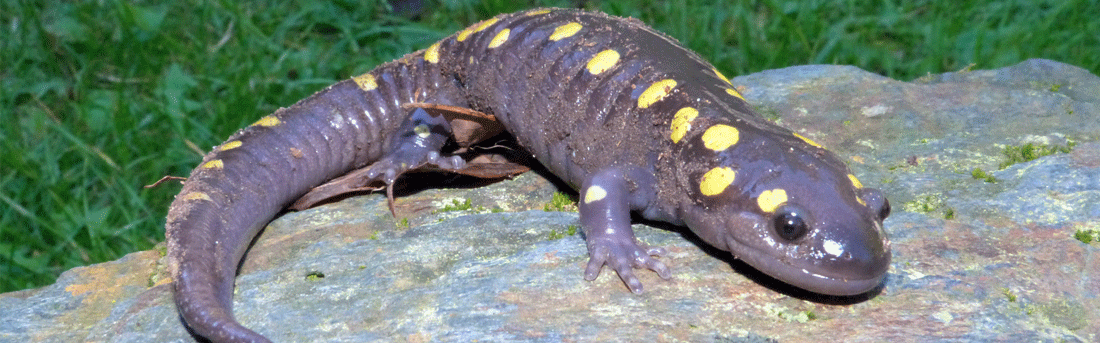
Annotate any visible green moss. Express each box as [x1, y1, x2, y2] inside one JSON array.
[[1074, 227, 1099, 244], [435, 198, 496, 214], [397, 218, 410, 229], [1001, 287, 1017, 302], [761, 303, 819, 323], [902, 194, 955, 219], [968, 141, 1075, 187], [548, 225, 578, 240], [998, 142, 1076, 169], [543, 192, 577, 212], [436, 198, 473, 213], [943, 207, 956, 220], [305, 271, 325, 281], [1074, 230, 1093, 243], [902, 194, 943, 214], [970, 167, 998, 183]]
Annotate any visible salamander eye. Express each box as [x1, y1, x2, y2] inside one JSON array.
[[772, 204, 809, 242]]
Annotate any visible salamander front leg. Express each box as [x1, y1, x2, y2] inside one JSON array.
[[579, 168, 671, 294]]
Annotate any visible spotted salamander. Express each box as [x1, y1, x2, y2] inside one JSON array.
[[166, 8, 891, 343]]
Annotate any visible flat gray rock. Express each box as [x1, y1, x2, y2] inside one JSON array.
[[3, 59, 1098, 342]]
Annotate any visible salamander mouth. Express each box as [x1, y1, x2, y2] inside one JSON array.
[[726, 236, 891, 296]]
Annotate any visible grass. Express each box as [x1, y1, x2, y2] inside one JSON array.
[[2, 0, 1097, 292]]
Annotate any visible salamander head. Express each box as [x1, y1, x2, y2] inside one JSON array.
[[674, 116, 891, 296]]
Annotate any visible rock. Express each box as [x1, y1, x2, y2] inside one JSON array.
[[2, 59, 1097, 342]]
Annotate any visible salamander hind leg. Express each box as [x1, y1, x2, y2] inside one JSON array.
[[579, 168, 671, 294], [290, 107, 465, 212], [367, 107, 466, 183]]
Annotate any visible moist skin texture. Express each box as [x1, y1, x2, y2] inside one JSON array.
[[166, 8, 891, 343]]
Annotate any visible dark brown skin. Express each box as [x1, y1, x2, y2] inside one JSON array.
[[167, 8, 890, 342]]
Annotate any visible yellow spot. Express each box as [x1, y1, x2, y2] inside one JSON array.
[[488, 28, 510, 48], [549, 22, 582, 41], [457, 18, 497, 42], [202, 159, 224, 169], [219, 140, 242, 151], [700, 167, 736, 196], [669, 107, 698, 143], [850, 174, 868, 206], [253, 115, 281, 127], [475, 18, 499, 32], [848, 174, 864, 189], [352, 73, 378, 91], [638, 79, 677, 109], [586, 49, 619, 75], [713, 67, 732, 85], [725, 88, 745, 101], [702, 124, 739, 151], [757, 189, 788, 213], [456, 27, 475, 42], [414, 124, 431, 138], [424, 42, 441, 63], [526, 9, 552, 15], [793, 133, 823, 148], [584, 185, 607, 204], [182, 192, 212, 202]]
